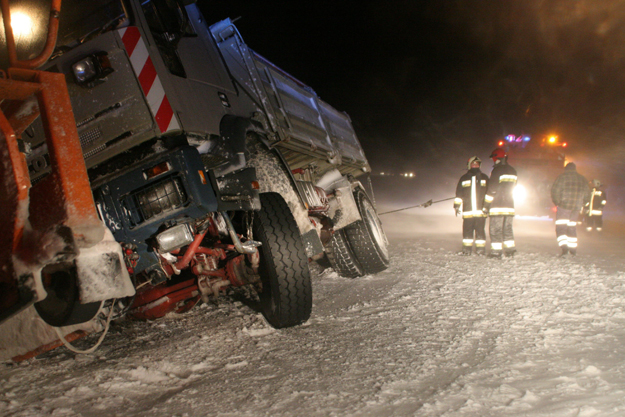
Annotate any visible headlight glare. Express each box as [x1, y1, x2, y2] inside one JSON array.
[[513, 184, 527, 205]]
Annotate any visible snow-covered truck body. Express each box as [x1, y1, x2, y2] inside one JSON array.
[[0, 0, 388, 337]]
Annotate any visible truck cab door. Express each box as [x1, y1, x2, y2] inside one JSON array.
[[138, 0, 237, 136]]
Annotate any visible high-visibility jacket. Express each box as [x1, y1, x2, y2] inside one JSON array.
[[484, 160, 517, 216], [587, 187, 607, 216], [454, 168, 489, 218]]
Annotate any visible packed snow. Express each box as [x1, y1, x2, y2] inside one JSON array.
[[2, 208, 625, 416]]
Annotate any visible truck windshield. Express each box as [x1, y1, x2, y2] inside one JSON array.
[[0, 0, 127, 69]]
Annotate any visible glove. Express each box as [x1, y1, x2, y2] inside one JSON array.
[[482, 207, 489, 217], [454, 207, 461, 217]]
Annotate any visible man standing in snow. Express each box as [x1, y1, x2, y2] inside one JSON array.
[[483, 148, 517, 258], [454, 156, 489, 255], [551, 162, 591, 255], [584, 179, 607, 232]]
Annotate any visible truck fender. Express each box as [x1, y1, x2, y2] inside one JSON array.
[[246, 143, 323, 258], [214, 115, 262, 177]]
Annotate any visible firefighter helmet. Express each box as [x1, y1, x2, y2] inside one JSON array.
[[592, 179, 602, 188], [467, 156, 481, 169], [490, 148, 506, 162]]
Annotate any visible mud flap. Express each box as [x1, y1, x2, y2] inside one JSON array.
[[301, 228, 324, 259], [331, 185, 362, 230], [76, 227, 135, 303]]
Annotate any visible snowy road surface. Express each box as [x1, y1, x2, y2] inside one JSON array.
[[2, 213, 625, 416]]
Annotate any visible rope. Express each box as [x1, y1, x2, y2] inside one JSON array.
[[378, 197, 455, 215], [54, 300, 115, 355]]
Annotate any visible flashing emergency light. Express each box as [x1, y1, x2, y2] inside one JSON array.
[[506, 135, 515, 142], [548, 136, 557, 143], [562, 142, 567, 147], [523, 136, 530, 142], [498, 140, 504, 146]]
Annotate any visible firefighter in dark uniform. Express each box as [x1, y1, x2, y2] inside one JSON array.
[[551, 162, 590, 256], [584, 179, 607, 232], [454, 156, 489, 255], [483, 148, 517, 258]]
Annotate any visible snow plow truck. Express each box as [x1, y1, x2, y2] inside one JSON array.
[[0, 0, 389, 350]]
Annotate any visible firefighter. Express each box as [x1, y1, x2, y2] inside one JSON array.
[[454, 156, 489, 255], [584, 179, 607, 232], [551, 162, 590, 256], [483, 148, 517, 258]]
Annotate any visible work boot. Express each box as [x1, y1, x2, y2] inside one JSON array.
[[560, 246, 569, 256], [569, 248, 577, 256], [460, 248, 472, 256], [488, 251, 502, 259], [504, 249, 516, 258], [476, 248, 486, 256]]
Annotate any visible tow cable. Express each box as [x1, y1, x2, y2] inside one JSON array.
[[378, 197, 455, 215]]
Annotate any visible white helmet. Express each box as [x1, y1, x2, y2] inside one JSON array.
[[592, 179, 602, 188], [467, 156, 481, 169]]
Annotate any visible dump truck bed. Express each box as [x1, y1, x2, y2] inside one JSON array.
[[210, 19, 370, 177]]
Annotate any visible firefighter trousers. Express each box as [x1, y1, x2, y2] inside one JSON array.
[[556, 207, 580, 252], [585, 214, 603, 231], [462, 217, 486, 253], [489, 215, 515, 255]]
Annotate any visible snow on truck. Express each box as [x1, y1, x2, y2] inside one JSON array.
[[0, 0, 388, 354]]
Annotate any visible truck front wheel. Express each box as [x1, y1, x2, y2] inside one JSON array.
[[254, 192, 312, 328], [344, 189, 390, 274]]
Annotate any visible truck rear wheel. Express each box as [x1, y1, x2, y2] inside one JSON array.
[[344, 189, 390, 274], [325, 229, 364, 278], [254, 192, 312, 328]]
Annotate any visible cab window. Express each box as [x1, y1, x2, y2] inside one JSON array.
[[142, 0, 195, 78]]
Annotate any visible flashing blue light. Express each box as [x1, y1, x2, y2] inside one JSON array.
[[506, 135, 515, 142], [523, 136, 530, 142]]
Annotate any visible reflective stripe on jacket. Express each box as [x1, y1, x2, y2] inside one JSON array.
[[588, 188, 607, 216], [454, 168, 489, 218], [484, 161, 516, 216]]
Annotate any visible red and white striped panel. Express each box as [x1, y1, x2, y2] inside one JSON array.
[[118, 27, 180, 133]]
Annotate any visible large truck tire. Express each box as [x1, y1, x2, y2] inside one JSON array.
[[344, 189, 390, 274], [254, 192, 312, 328], [325, 229, 365, 278]]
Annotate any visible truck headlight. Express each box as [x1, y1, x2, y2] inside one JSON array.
[[156, 223, 194, 253], [514, 184, 527, 205], [72, 52, 113, 86]]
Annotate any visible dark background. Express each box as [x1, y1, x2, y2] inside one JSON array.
[[201, 0, 625, 197], [1, 1, 622, 204]]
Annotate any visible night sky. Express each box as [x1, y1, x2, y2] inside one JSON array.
[[202, 0, 625, 188]]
